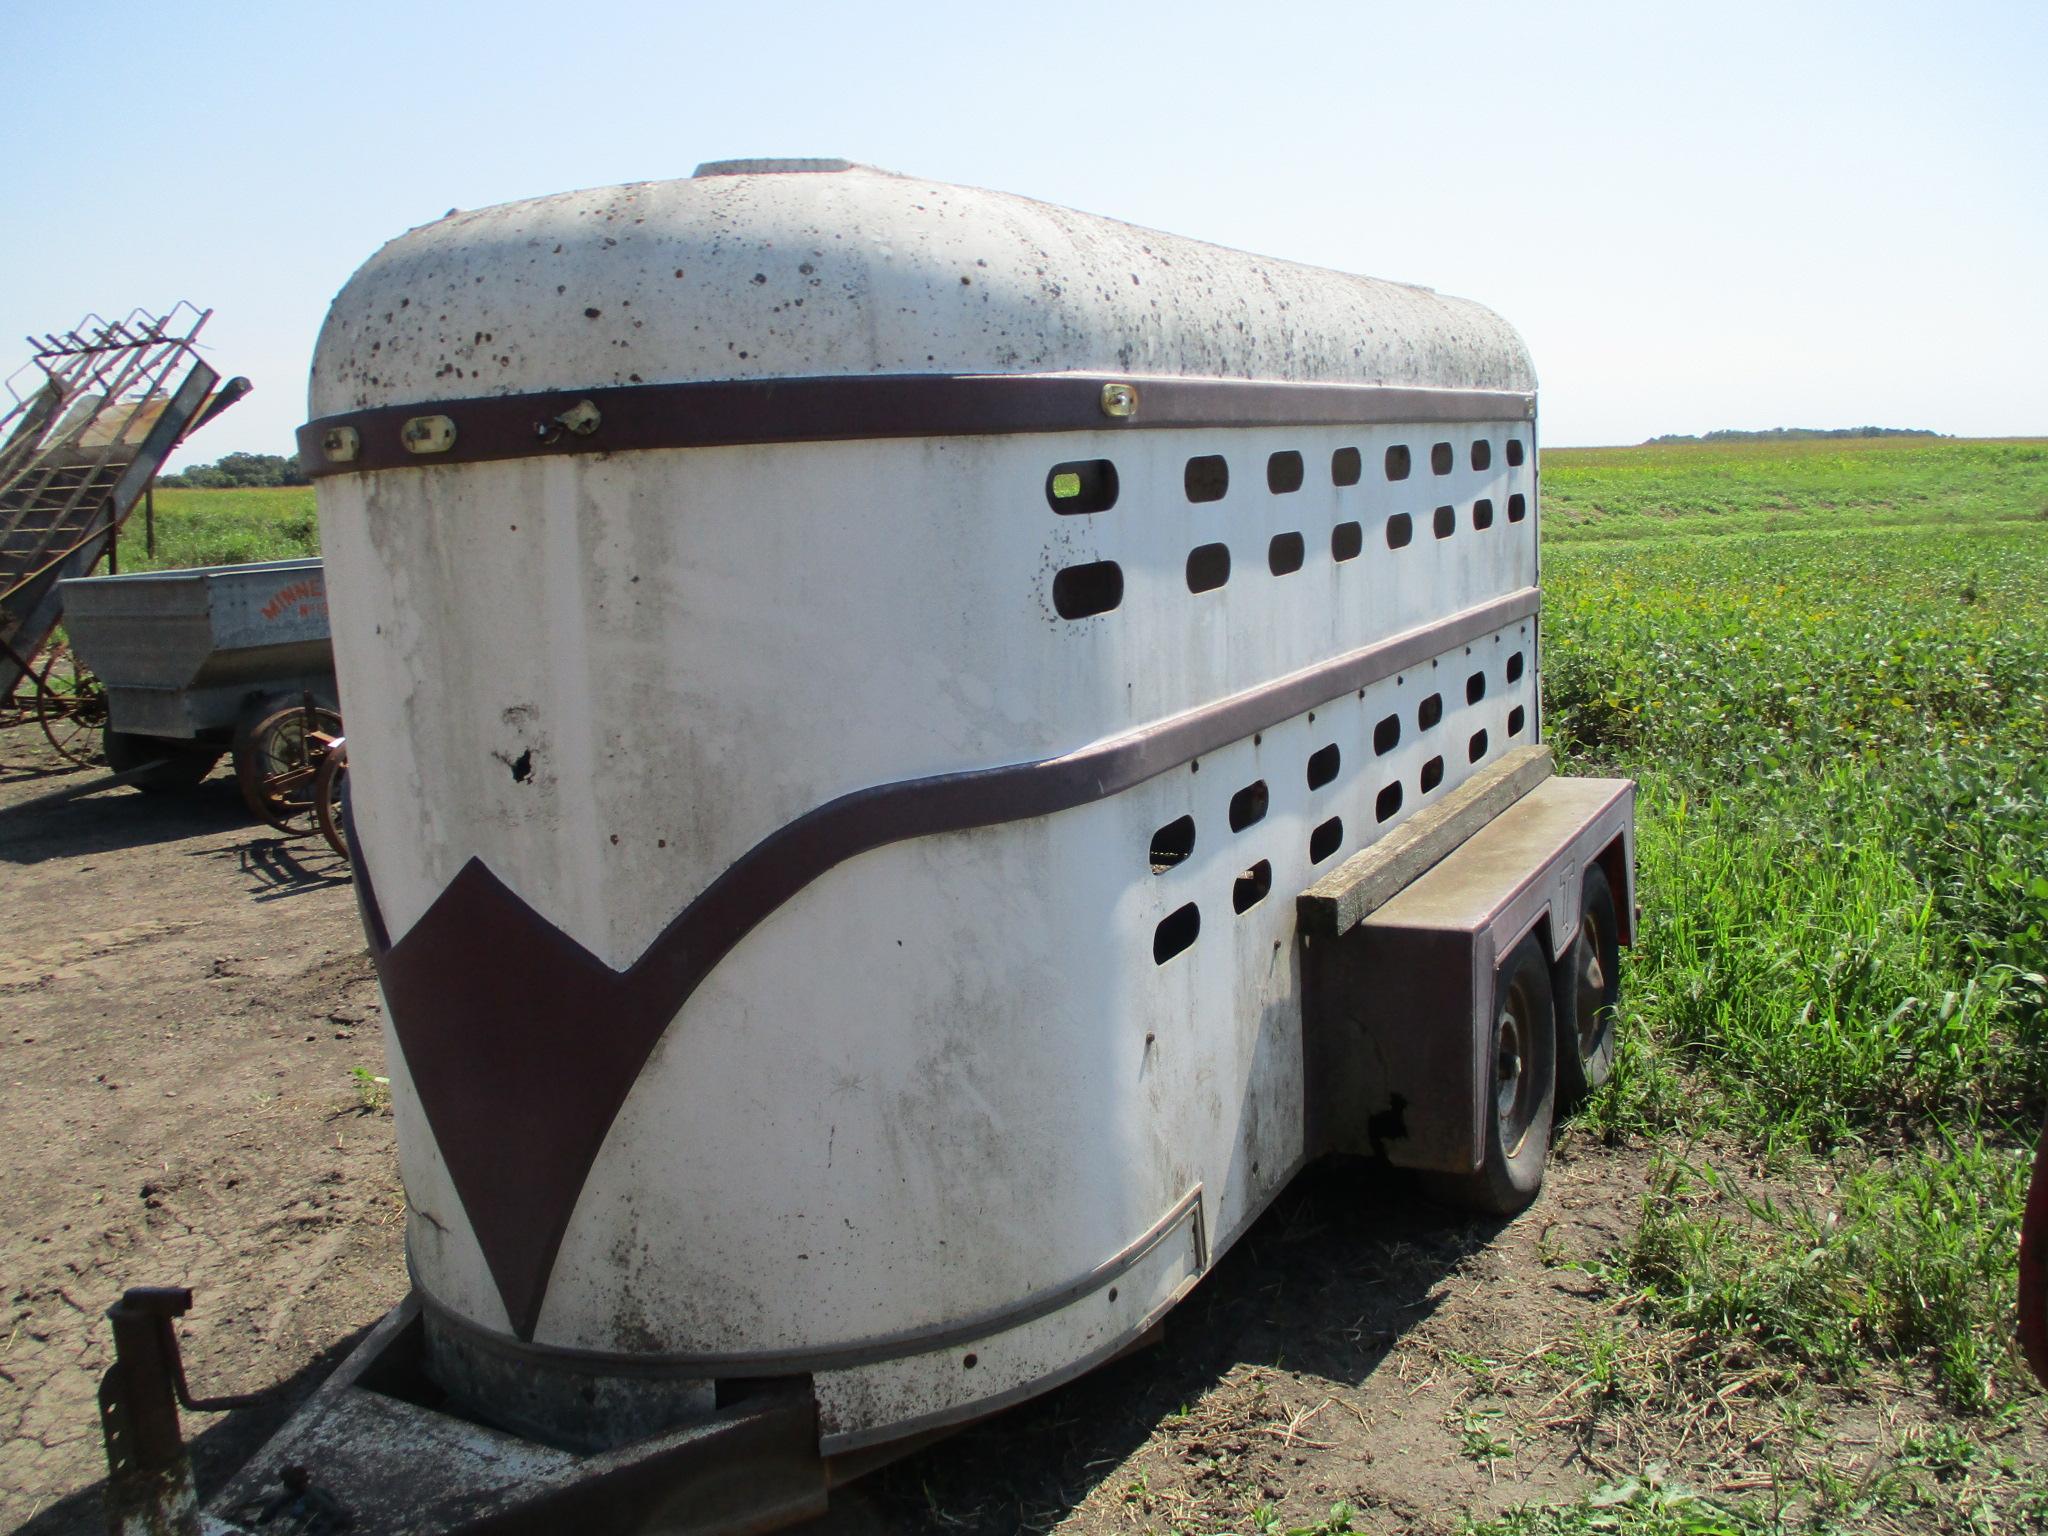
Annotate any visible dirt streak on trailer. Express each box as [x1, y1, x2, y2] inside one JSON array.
[[96, 159, 1635, 1535]]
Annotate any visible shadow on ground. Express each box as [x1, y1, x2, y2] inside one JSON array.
[[0, 775, 253, 864], [0, 770, 350, 902], [817, 1158, 1491, 1533], [219, 835, 352, 900], [0, 757, 90, 789]]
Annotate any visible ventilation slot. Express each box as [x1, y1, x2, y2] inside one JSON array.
[[1508, 493, 1527, 523], [1150, 814, 1195, 873], [1420, 755, 1444, 792], [1046, 460, 1118, 515], [1229, 780, 1269, 832], [1153, 903, 1200, 965], [1053, 561, 1123, 620], [1385, 513, 1413, 549], [1471, 440, 1492, 471], [1309, 816, 1344, 864], [1375, 782, 1403, 823], [1232, 860, 1272, 914], [1186, 542, 1230, 593], [1419, 692, 1443, 730], [1385, 444, 1411, 481], [1267, 451, 1305, 494], [1433, 505, 1455, 540], [1430, 442, 1454, 475], [1468, 729, 1489, 763], [1506, 651, 1524, 683], [1472, 498, 1495, 530], [1508, 705, 1526, 736], [1185, 455, 1229, 503], [1506, 439, 1526, 467], [1332, 521, 1363, 562], [1466, 671, 1486, 705], [1306, 743, 1341, 790], [1331, 446, 1362, 487], [1268, 532, 1305, 576], [1373, 713, 1400, 755]]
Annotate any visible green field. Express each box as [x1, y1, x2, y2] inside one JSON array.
[[1542, 436, 2048, 541], [132, 440, 2048, 1531], [1491, 438, 2048, 1533], [126, 485, 322, 571]]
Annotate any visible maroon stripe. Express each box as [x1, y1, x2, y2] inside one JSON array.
[[299, 373, 1534, 478], [365, 587, 1539, 1339]]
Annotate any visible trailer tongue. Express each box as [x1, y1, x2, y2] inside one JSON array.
[[99, 160, 1633, 1534]]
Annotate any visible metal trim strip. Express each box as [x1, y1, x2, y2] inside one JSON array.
[[417, 1183, 1205, 1379], [297, 373, 1535, 478], [816, 1269, 1203, 1458]]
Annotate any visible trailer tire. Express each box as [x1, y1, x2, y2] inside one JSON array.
[[1422, 934, 1556, 1216], [1554, 863, 1621, 1104], [102, 728, 223, 793]]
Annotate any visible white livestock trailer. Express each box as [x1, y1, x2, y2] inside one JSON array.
[[101, 161, 1634, 1535]]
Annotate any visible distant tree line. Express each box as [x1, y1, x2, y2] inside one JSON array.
[[157, 451, 308, 488], [1645, 427, 1940, 445]]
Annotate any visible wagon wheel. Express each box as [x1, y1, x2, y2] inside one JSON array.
[[235, 701, 344, 835], [312, 738, 350, 862], [33, 642, 109, 766], [0, 632, 38, 730]]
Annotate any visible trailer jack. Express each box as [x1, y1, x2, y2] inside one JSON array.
[[99, 1287, 266, 1536]]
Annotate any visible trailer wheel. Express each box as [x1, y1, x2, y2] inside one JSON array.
[[1423, 934, 1556, 1215], [103, 728, 223, 793], [1554, 864, 1621, 1104]]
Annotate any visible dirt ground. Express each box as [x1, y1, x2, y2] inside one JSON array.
[[1, 721, 402, 1534], [2, 717, 2032, 1535]]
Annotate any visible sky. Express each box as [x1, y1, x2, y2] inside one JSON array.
[[1, 0, 2042, 463]]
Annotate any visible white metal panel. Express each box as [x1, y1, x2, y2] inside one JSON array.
[[308, 165, 1532, 418], [321, 424, 1536, 969], [528, 617, 1537, 1357], [381, 1030, 514, 1336]]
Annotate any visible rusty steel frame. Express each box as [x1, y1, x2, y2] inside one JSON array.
[[0, 303, 248, 725]]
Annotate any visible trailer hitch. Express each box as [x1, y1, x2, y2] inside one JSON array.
[[100, 1286, 267, 1536]]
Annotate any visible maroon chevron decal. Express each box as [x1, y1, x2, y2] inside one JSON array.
[[373, 859, 672, 1340], [358, 589, 1540, 1339]]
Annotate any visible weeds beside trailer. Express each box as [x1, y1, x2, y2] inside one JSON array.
[[105, 161, 1634, 1533]]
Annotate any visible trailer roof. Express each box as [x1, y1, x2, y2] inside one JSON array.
[[309, 163, 1534, 419]]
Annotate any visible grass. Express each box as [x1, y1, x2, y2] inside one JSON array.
[[1604, 1142, 2029, 1410], [1544, 455, 2048, 1148], [122, 485, 321, 572], [1546, 522, 2048, 1145], [349, 1066, 391, 1114], [1507, 435, 2048, 1532], [1541, 436, 2048, 542]]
